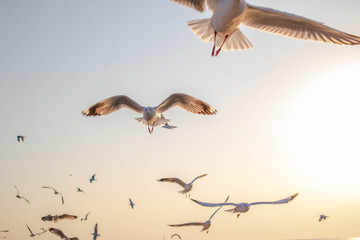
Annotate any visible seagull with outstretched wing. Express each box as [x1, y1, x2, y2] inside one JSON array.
[[92, 223, 100, 240], [41, 214, 77, 223], [90, 174, 97, 183], [0, 230, 9, 233], [14, 185, 30, 204], [49, 228, 78, 240], [26, 225, 47, 237], [76, 187, 84, 193], [192, 193, 298, 217], [319, 215, 329, 222], [17, 136, 25, 142], [158, 174, 207, 198], [129, 198, 135, 209], [82, 93, 216, 134], [169, 0, 360, 56], [41, 186, 64, 205], [81, 212, 91, 221], [169, 195, 229, 233], [171, 233, 181, 239]]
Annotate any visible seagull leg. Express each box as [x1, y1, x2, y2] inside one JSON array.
[[215, 35, 229, 56], [237, 213, 241, 218], [148, 125, 151, 134], [212, 31, 217, 57]]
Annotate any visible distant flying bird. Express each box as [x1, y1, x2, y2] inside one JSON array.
[[171, 234, 181, 239], [319, 215, 329, 222], [169, 195, 229, 233], [0, 230, 9, 233], [129, 198, 135, 209], [92, 223, 100, 240], [17, 135, 25, 142], [26, 225, 47, 237], [192, 193, 298, 217], [170, 0, 360, 56], [161, 114, 177, 129], [41, 186, 64, 205], [90, 174, 97, 183], [49, 228, 78, 240], [82, 93, 216, 134], [76, 187, 84, 193], [81, 212, 91, 221], [158, 174, 207, 197], [41, 214, 77, 223], [14, 185, 30, 204]]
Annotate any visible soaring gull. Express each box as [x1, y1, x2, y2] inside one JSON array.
[[81, 212, 91, 221], [92, 223, 100, 240], [82, 93, 216, 134], [90, 174, 97, 183], [192, 193, 298, 217], [41, 186, 64, 205], [17, 136, 25, 142], [76, 187, 84, 193], [169, 0, 360, 56], [129, 198, 135, 209], [41, 214, 77, 223], [49, 228, 78, 240], [171, 233, 181, 239], [169, 195, 229, 233], [14, 185, 30, 204], [319, 215, 329, 222], [158, 174, 207, 198]]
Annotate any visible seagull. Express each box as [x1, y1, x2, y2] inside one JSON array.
[[41, 186, 64, 205], [82, 93, 216, 134], [17, 135, 25, 142], [161, 114, 177, 129], [49, 228, 78, 240], [92, 223, 100, 240], [319, 215, 329, 222], [76, 187, 84, 193], [129, 198, 135, 209], [14, 185, 30, 204], [169, 195, 229, 233], [41, 214, 77, 223], [26, 225, 47, 237], [158, 174, 207, 198], [170, 0, 360, 56], [171, 234, 182, 239], [90, 174, 97, 183], [81, 212, 91, 221], [0, 231, 9, 233], [192, 193, 298, 217]]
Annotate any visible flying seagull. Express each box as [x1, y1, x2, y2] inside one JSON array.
[[161, 114, 177, 129], [192, 193, 298, 217], [171, 234, 181, 239], [90, 174, 97, 183], [14, 185, 30, 204], [41, 186, 64, 205], [26, 225, 47, 237], [319, 215, 329, 222], [0, 230, 9, 233], [92, 223, 100, 240], [129, 198, 135, 209], [17, 136, 25, 142], [41, 214, 77, 223], [82, 93, 216, 134], [169, 195, 229, 233], [169, 0, 360, 56], [49, 228, 78, 240], [158, 174, 207, 198], [81, 212, 91, 221], [76, 187, 84, 193]]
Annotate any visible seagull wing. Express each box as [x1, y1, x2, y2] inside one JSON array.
[[189, 174, 207, 184], [14, 185, 19, 195], [171, 234, 181, 240], [205, 0, 219, 13], [26, 224, 34, 236], [156, 93, 216, 115], [49, 228, 67, 239], [170, 0, 206, 13], [42, 186, 56, 192], [157, 178, 187, 188], [209, 195, 230, 220], [60, 193, 64, 205], [169, 222, 205, 227], [250, 193, 299, 206], [82, 95, 144, 116], [58, 214, 77, 220], [243, 5, 360, 45], [0, 230, 9, 233], [21, 196, 31, 204], [191, 198, 236, 207]]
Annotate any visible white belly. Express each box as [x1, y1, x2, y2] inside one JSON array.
[[211, 0, 246, 35]]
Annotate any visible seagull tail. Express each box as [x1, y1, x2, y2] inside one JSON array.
[[187, 19, 214, 43], [221, 29, 253, 51]]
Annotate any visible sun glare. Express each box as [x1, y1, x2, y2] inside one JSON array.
[[284, 63, 360, 195]]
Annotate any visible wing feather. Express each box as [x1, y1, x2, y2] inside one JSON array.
[[169, 222, 204, 227], [49, 228, 67, 239], [250, 193, 299, 206], [82, 95, 144, 116], [157, 178, 187, 188], [170, 0, 206, 12], [243, 5, 360, 45], [58, 214, 77, 220]]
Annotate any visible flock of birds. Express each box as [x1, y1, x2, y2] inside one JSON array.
[[5, 0, 360, 239]]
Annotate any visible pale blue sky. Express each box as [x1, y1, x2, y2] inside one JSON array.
[[0, 1, 360, 239]]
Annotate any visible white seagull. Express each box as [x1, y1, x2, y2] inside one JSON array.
[[170, 0, 360, 56], [319, 215, 329, 222], [192, 193, 298, 217], [158, 174, 208, 198], [41, 214, 77, 223], [81, 212, 91, 221], [17, 136, 25, 142], [14, 185, 30, 204], [169, 195, 229, 233], [26, 225, 47, 237], [92, 223, 100, 240], [41, 186, 64, 205], [49, 228, 78, 240], [82, 93, 216, 134], [90, 174, 97, 183]]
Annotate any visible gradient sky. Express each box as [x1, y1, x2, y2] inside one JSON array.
[[0, 1, 360, 239]]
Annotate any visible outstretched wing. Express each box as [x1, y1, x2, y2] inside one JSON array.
[[243, 5, 360, 45], [26, 224, 34, 235], [157, 178, 187, 188], [58, 214, 77, 220], [49, 228, 67, 239], [250, 193, 299, 206], [209, 195, 230, 220], [191, 198, 236, 207], [156, 93, 216, 115], [21, 196, 31, 204], [190, 174, 207, 184], [60, 193, 64, 205], [171, 234, 181, 239], [14, 185, 19, 195], [169, 222, 204, 227], [170, 0, 206, 12], [82, 95, 144, 116], [42, 186, 56, 192]]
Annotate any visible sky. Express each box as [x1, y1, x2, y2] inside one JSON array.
[[0, 0, 360, 239]]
